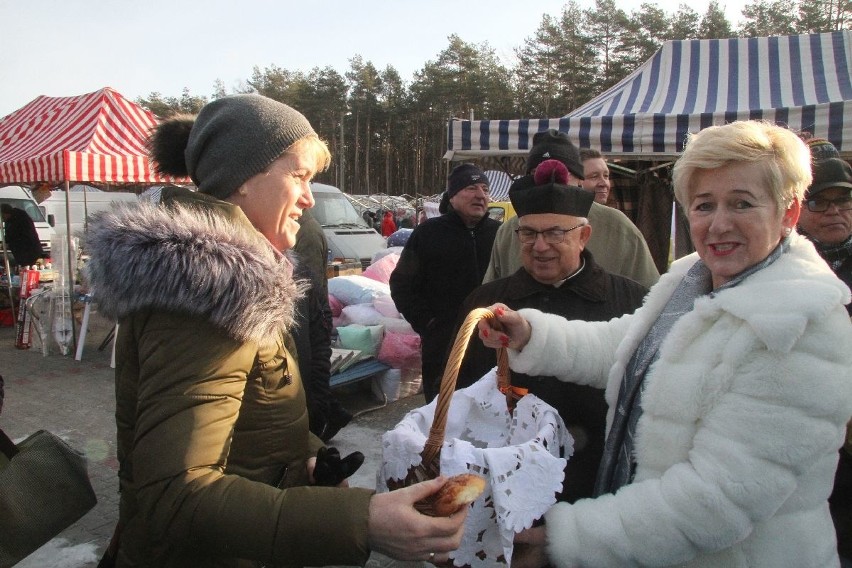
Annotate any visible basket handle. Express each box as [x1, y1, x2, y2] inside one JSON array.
[[420, 308, 510, 469]]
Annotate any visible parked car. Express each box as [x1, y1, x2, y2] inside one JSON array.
[[40, 188, 139, 239], [487, 201, 516, 223], [310, 183, 387, 269]]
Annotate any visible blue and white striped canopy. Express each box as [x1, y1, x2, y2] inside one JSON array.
[[446, 31, 852, 160], [484, 169, 513, 201]]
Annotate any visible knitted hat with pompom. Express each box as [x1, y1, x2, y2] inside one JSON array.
[[147, 94, 315, 200]]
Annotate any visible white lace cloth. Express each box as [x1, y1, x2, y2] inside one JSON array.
[[379, 369, 573, 567]]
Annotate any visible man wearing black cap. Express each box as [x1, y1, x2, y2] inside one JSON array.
[[483, 129, 659, 289], [798, 157, 852, 310], [390, 163, 500, 402], [451, 163, 647, 504], [798, 155, 852, 566]]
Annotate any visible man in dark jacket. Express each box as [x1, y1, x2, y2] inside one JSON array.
[[453, 164, 647, 504], [1, 204, 44, 268], [390, 163, 500, 402], [798, 157, 852, 313], [293, 210, 352, 442], [797, 151, 852, 565]]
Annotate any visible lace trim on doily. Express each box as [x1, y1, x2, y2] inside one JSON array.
[[379, 369, 574, 567]]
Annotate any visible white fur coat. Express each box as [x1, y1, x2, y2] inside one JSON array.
[[511, 233, 852, 567]]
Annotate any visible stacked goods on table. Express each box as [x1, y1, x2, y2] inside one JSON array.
[[329, 347, 363, 374], [0, 267, 15, 327], [326, 261, 362, 278], [14, 269, 40, 349], [327, 251, 422, 400]]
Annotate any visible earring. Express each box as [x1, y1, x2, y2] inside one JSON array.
[[783, 227, 792, 237], [238, 187, 249, 196]]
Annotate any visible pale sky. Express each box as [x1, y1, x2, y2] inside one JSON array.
[[0, 0, 747, 118]]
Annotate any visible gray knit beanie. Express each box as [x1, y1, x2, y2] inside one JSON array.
[[149, 94, 316, 200]]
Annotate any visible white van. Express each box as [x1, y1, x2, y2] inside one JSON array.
[[0, 185, 55, 256], [310, 183, 386, 269], [40, 188, 139, 238]]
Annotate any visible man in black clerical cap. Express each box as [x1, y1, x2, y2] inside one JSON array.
[[451, 159, 648, 507], [482, 130, 660, 289]]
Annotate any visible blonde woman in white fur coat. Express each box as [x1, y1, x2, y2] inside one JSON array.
[[479, 121, 852, 568]]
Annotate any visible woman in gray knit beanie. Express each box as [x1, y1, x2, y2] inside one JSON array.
[[147, 93, 331, 250], [85, 94, 467, 567]]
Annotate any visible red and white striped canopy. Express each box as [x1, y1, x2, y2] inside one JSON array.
[[0, 87, 189, 185]]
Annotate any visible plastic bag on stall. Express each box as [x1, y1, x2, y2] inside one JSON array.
[[337, 324, 384, 358], [377, 331, 421, 369], [372, 246, 404, 264], [50, 233, 78, 356], [328, 294, 344, 317], [373, 295, 400, 319], [362, 252, 400, 284], [26, 288, 54, 356], [371, 368, 423, 403], [327, 275, 389, 306], [379, 317, 414, 334], [339, 303, 384, 327]]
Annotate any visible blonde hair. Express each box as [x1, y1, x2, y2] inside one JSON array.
[[288, 134, 332, 175], [673, 121, 812, 213]]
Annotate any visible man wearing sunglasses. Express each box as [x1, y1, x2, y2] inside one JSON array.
[[798, 157, 852, 315], [450, 165, 647, 505]]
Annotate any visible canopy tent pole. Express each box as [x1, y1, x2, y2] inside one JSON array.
[[0, 223, 16, 322], [64, 180, 77, 351], [83, 185, 90, 233]]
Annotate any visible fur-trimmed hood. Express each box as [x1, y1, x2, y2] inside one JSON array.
[[84, 190, 304, 344]]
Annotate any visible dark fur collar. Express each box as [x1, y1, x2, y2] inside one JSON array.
[[84, 197, 304, 344]]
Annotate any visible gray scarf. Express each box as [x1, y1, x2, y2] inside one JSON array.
[[809, 233, 852, 271], [594, 239, 790, 496]]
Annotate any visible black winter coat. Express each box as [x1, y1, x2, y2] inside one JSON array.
[[834, 256, 852, 316], [389, 210, 500, 400], [291, 261, 333, 419], [293, 212, 339, 435], [3, 207, 44, 267], [294, 210, 329, 300]]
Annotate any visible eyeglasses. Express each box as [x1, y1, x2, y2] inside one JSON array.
[[805, 196, 852, 212], [515, 222, 586, 244]]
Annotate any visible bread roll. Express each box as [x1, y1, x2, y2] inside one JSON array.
[[431, 473, 486, 516]]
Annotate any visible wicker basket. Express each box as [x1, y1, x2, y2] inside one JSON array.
[[380, 308, 571, 566], [386, 308, 510, 501]]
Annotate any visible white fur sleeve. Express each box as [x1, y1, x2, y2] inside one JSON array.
[[508, 308, 631, 389]]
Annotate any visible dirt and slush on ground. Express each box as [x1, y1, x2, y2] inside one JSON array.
[[0, 308, 431, 568]]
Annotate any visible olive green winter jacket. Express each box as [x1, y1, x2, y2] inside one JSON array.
[[85, 187, 372, 567]]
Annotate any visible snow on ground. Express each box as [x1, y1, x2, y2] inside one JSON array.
[[16, 538, 99, 568]]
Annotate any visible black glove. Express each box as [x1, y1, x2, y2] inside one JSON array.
[[313, 446, 365, 487]]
